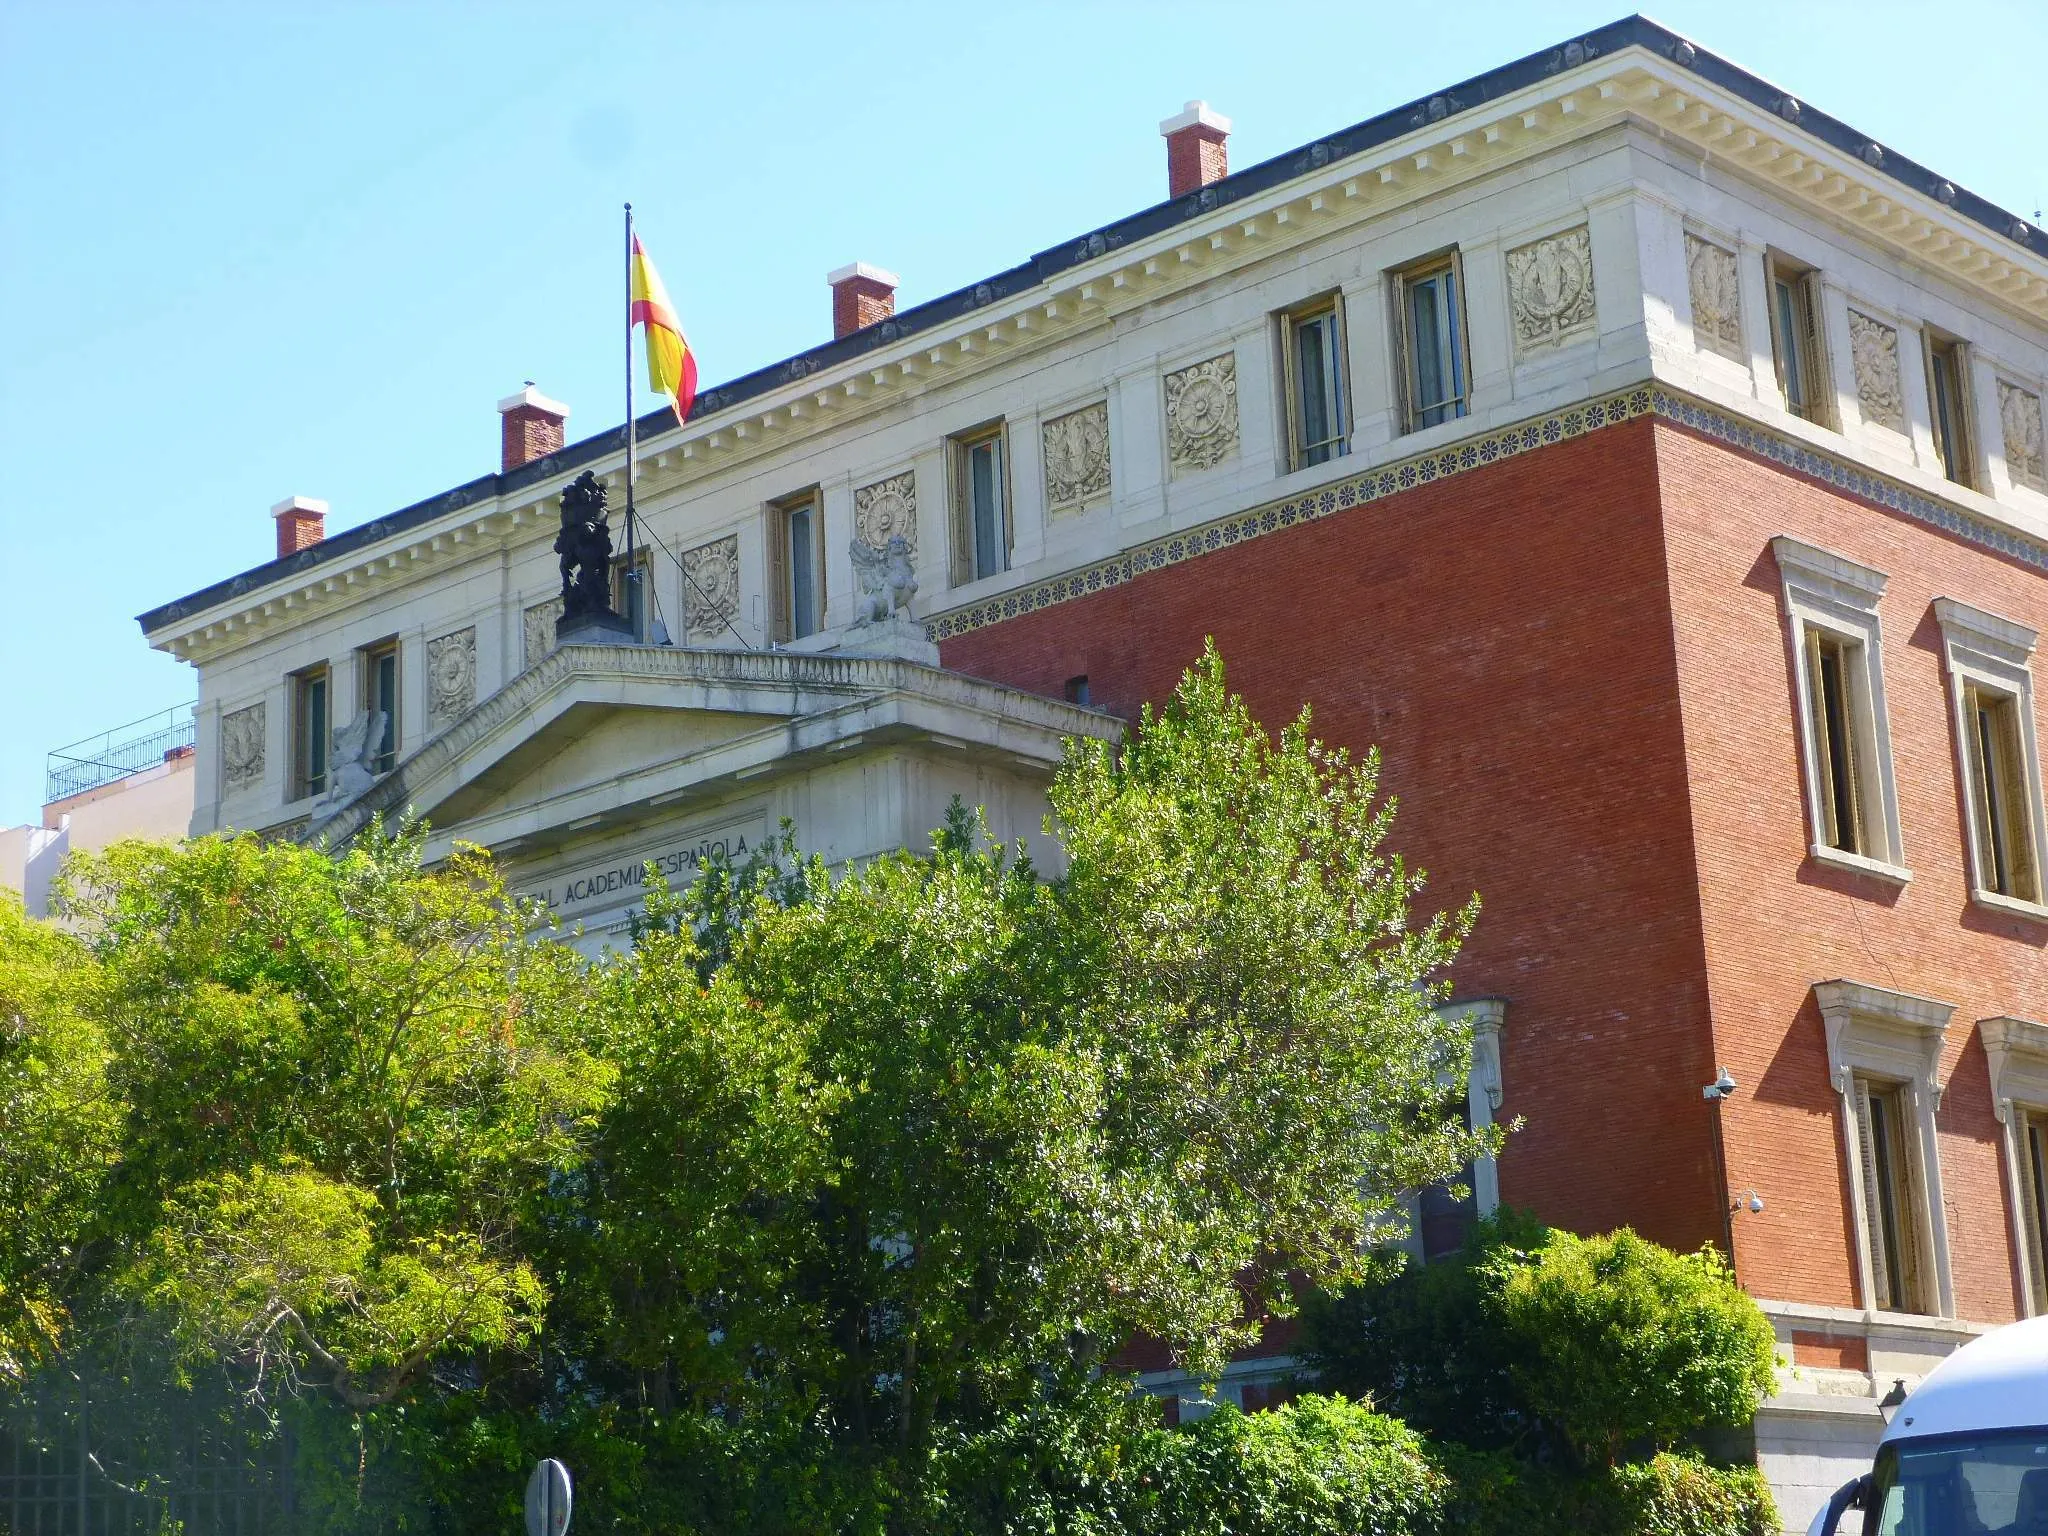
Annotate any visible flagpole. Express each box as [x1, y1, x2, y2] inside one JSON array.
[[624, 201, 641, 639]]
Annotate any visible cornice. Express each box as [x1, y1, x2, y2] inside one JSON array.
[[141, 17, 2048, 657]]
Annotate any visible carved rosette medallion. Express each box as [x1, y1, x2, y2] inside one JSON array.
[[1041, 401, 1111, 516], [221, 702, 265, 794], [854, 471, 918, 552], [426, 627, 477, 730], [1165, 354, 1238, 477], [1685, 233, 1742, 360], [523, 599, 557, 669], [2002, 381, 2048, 493], [1848, 311, 1904, 432], [1505, 225, 1596, 354], [683, 534, 741, 643]]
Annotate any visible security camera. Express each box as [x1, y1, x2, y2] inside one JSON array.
[[1702, 1067, 1738, 1101], [1746, 1191, 1765, 1214]]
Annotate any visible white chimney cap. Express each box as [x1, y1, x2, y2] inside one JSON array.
[[497, 386, 570, 417], [826, 262, 901, 289], [270, 495, 329, 518], [1159, 100, 1231, 137]]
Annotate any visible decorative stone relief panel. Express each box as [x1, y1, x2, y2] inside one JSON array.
[[1505, 225, 1596, 354], [1165, 354, 1238, 476], [2001, 380, 2047, 492], [1848, 311, 1905, 432], [854, 471, 918, 552], [523, 599, 557, 669], [1685, 233, 1743, 360], [683, 534, 741, 644], [1041, 401, 1111, 516], [221, 702, 265, 794], [426, 626, 477, 730]]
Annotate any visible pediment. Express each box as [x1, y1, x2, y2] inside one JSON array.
[[305, 642, 1119, 857]]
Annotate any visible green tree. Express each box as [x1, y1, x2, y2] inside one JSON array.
[[54, 825, 607, 1409], [1488, 1229, 1778, 1467], [0, 894, 119, 1383]]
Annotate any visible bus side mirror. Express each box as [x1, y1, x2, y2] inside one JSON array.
[[1810, 1475, 1872, 1536]]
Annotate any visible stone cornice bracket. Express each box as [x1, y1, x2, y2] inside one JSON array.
[[1439, 997, 1508, 1109], [1980, 1015, 2048, 1125], [1814, 978, 1956, 1107]]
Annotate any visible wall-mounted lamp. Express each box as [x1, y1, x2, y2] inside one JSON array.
[[1877, 1378, 1909, 1425]]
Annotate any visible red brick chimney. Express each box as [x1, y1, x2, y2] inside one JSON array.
[[828, 263, 899, 340], [498, 386, 570, 472], [1161, 100, 1231, 199], [271, 496, 327, 559]]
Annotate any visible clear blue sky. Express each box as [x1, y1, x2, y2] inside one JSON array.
[[2, 0, 2043, 823]]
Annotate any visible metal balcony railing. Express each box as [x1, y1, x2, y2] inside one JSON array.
[[44, 703, 198, 805]]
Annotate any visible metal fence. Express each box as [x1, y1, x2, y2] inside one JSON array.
[[1, 1372, 294, 1535], [44, 705, 198, 806]]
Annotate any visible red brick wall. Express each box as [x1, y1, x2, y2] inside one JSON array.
[[1654, 422, 2048, 1320], [1167, 127, 1228, 199], [941, 418, 1731, 1256]]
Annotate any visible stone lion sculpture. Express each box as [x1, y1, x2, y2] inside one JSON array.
[[849, 535, 918, 626]]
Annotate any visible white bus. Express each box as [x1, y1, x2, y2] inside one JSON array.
[[1811, 1317, 2048, 1536]]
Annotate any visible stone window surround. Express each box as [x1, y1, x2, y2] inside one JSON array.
[[1981, 1014, 2048, 1317], [1771, 535, 1909, 883], [1400, 996, 1508, 1258], [1931, 597, 2048, 923], [1815, 979, 1957, 1320]]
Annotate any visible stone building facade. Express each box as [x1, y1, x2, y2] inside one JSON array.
[[138, 20, 2048, 1523]]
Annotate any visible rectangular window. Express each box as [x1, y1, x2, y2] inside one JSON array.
[[611, 549, 650, 639], [1767, 256, 1829, 424], [1394, 255, 1469, 433], [1926, 335, 1975, 488], [2023, 1110, 2048, 1317], [292, 665, 330, 800], [359, 639, 398, 775], [1964, 683, 2042, 903], [1855, 1075, 1925, 1313], [1804, 627, 1873, 857], [769, 490, 825, 643], [1281, 299, 1347, 468], [951, 426, 1010, 586]]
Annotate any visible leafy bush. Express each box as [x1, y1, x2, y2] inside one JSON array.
[[1298, 1209, 1551, 1452], [1490, 1230, 1778, 1467], [1437, 1447, 1777, 1536]]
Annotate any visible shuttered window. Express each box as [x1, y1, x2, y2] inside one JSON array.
[[1927, 336, 1975, 488], [950, 426, 1009, 587], [1282, 298, 1348, 467], [1965, 683, 2041, 903], [1855, 1076, 1923, 1313], [1394, 255, 1470, 434], [1805, 627, 1869, 856], [2024, 1111, 2048, 1317], [1768, 257, 1829, 425], [768, 490, 824, 643], [292, 665, 330, 800]]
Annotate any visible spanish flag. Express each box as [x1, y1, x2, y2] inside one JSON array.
[[630, 234, 696, 427]]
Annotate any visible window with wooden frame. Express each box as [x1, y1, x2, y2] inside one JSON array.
[[1815, 979, 1956, 1319], [1853, 1073, 1928, 1314], [1773, 537, 1907, 878], [1925, 333, 1977, 489], [1406, 999, 1506, 1263], [611, 548, 651, 640], [1766, 254, 1830, 425], [950, 424, 1010, 587], [1933, 598, 2048, 916], [768, 488, 826, 643], [1392, 253, 1470, 434], [358, 638, 399, 775], [291, 664, 331, 800], [1279, 296, 1348, 469], [1982, 1015, 2048, 1318]]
